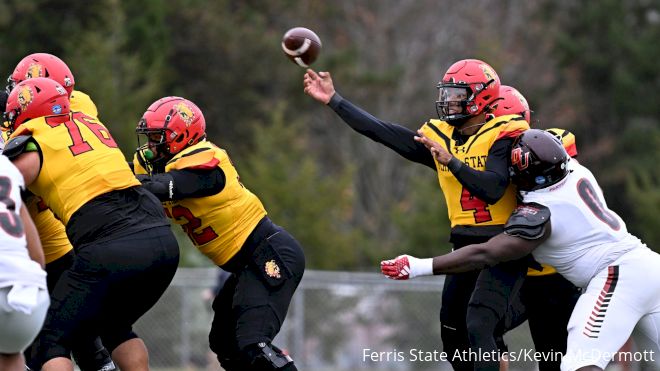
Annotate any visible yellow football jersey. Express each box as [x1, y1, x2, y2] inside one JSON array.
[[10, 112, 139, 225], [419, 114, 529, 227], [25, 196, 72, 264], [135, 141, 267, 266], [70, 90, 98, 118]]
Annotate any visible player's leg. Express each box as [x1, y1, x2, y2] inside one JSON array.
[[633, 312, 660, 371], [234, 226, 305, 370], [209, 273, 247, 371], [562, 265, 643, 370], [467, 258, 527, 371], [439, 270, 481, 371], [96, 226, 179, 371], [0, 286, 50, 371], [32, 247, 111, 371], [522, 273, 580, 371], [36, 250, 116, 371], [71, 337, 116, 371]]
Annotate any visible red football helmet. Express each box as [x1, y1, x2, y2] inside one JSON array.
[[436, 59, 500, 125], [491, 85, 531, 124], [7, 53, 75, 96], [2, 77, 70, 132], [136, 96, 206, 168]]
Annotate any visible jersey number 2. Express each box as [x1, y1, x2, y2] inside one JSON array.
[[460, 187, 492, 223], [165, 206, 219, 245]]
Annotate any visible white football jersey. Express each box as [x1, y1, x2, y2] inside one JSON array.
[[0, 155, 46, 289], [522, 159, 645, 288]]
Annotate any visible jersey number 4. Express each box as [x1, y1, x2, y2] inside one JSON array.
[[460, 187, 492, 223], [0, 177, 24, 237], [46, 112, 118, 156]]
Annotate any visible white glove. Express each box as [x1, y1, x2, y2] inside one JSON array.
[[380, 254, 433, 280]]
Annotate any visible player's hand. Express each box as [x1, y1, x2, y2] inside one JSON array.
[[135, 174, 150, 183], [382, 254, 433, 280], [414, 130, 453, 165], [303, 69, 335, 105]]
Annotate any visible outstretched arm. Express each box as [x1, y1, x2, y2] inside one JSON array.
[[303, 69, 436, 169], [382, 202, 552, 280], [381, 233, 543, 279]]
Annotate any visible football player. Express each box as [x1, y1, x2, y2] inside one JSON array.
[[0, 153, 50, 371], [2, 77, 180, 371], [132, 97, 305, 371], [304, 59, 529, 370], [2, 53, 116, 371], [491, 86, 581, 371], [382, 129, 660, 371]]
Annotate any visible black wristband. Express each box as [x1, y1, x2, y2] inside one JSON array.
[[447, 157, 463, 173]]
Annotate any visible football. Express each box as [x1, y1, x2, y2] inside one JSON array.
[[281, 27, 322, 68]]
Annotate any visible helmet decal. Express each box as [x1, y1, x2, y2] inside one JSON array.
[[512, 90, 528, 109], [63, 76, 73, 87], [511, 147, 530, 171], [480, 64, 496, 85], [55, 85, 66, 96], [17, 86, 34, 111], [26, 63, 44, 79], [174, 102, 194, 126]]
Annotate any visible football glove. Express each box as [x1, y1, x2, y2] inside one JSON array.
[[380, 254, 433, 280]]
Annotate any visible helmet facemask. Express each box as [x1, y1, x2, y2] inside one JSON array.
[[2, 108, 19, 133], [436, 80, 493, 127], [136, 117, 173, 175]]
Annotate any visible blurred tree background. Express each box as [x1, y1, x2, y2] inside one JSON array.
[[1, 0, 657, 269]]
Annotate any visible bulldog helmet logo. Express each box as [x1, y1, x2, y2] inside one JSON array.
[[174, 102, 194, 126], [265, 260, 281, 279], [17, 86, 34, 111], [26, 63, 44, 79]]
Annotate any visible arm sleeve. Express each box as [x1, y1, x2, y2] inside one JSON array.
[[329, 93, 436, 169], [446, 138, 513, 204], [138, 167, 226, 201]]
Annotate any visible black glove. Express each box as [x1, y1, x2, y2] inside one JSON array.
[[135, 173, 150, 182]]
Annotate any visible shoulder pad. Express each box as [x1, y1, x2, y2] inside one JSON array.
[[167, 147, 216, 171], [504, 202, 551, 240], [2, 135, 37, 160]]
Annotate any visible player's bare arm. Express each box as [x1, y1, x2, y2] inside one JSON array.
[[20, 204, 44, 268], [382, 202, 552, 280], [381, 231, 547, 280], [10, 151, 40, 186]]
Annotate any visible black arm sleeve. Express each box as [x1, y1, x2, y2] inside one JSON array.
[[138, 167, 226, 201], [328, 93, 436, 169], [446, 138, 513, 204]]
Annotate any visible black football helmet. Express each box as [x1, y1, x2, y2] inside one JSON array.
[[510, 129, 569, 191]]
